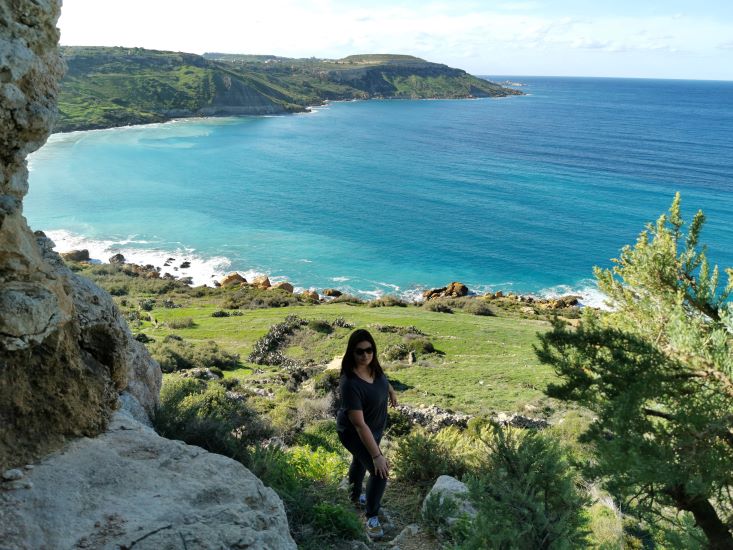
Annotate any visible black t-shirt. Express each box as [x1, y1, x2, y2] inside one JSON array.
[[336, 373, 389, 435]]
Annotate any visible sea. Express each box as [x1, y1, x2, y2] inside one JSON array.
[[25, 77, 733, 307]]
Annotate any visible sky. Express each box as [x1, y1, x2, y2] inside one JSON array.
[[58, 1, 733, 80]]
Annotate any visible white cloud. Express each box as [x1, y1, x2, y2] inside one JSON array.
[[57, 0, 733, 79]]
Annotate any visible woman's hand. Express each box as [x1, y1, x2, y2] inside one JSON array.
[[388, 386, 398, 408], [373, 454, 390, 479]]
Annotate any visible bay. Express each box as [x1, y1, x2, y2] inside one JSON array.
[[26, 77, 733, 304]]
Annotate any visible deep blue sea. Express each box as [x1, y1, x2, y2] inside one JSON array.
[[26, 77, 733, 305]]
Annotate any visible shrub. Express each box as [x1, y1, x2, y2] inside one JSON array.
[[311, 503, 363, 539], [382, 343, 410, 361], [329, 294, 364, 305], [392, 428, 465, 482], [150, 339, 240, 373], [307, 319, 333, 334], [211, 310, 230, 317], [368, 295, 408, 307], [312, 369, 340, 397], [462, 300, 495, 316], [423, 301, 453, 313], [403, 334, 435, 354], [461, 426, 590, 549], [222, 286, 299, 309], [331, 316, 354, 328], [166, 317, 195, 329], [386, 408, 413, 437], [295, 420, 342, 453], [139, 298, 155, 311], [154, 377, 271, 458]]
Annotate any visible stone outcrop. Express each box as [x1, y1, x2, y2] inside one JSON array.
[[323, 288, 342, 297], [272, 281, 294, 293], [1, 4, 295, 548], [0, 411, 296, 549], [422, 281, 469, 300], [422, 475, 477, 526], [220, 272, 247, 287], [0, 0, 161, 469], [252, 274, 271, 289], [59, 248, 89, 261]]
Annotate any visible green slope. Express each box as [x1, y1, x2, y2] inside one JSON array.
[[56, 47, 521, 132]]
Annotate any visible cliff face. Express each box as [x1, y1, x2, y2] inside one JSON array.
[[0, 3, 295, 547]]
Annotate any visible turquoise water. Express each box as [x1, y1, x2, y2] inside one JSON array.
[[26, 77, 733, 303]]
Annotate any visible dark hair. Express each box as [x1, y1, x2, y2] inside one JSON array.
[[340, 329, 384, 379]]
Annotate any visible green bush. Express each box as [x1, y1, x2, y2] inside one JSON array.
[[462, 300, 495, 316], [368, 295, 408, 307], [311, 503, 363, 539], [222, 286, 299, 309], [382, 343, 410, 361], [386, 408, 413, 437], [393, 428, 465, 482], [150, 339, 240, 373], [403, 334, 435, 354], [295, 420, 342, 453], [154, 378, 271, 459], [461, 426, 590, 549], [166, 316, 195, 329], [329, 294, 364, 305], [307, 319, 333, 334], [423, 300, 453, 314]]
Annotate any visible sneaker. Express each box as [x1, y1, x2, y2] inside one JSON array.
[[358, 493, 367, 507], [366, 516, 383, 538]]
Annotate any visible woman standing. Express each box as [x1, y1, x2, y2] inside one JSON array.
[[337, 329, 398, 539]]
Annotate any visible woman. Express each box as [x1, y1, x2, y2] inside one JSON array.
[[336, 329, 398, 539]]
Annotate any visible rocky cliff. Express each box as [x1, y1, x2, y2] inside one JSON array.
[[0, 2, 295, 547]]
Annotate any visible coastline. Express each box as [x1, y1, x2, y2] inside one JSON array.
[[45, 228, 608, 309]]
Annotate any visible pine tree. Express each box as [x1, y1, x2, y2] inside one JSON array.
[[536, 194, 733, 549]]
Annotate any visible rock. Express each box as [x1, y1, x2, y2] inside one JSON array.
[[108, 253, 125, 264], [60, 249, 90, 262], [0, 412, 296, 549], [300, 290, 320, 302], [179, 368, 222, 381], [2, 469, 23, 482], [252, 275, 271, 289], [445, 281, 468, 297], [272, 281, 294, 293], [179, 261, 191, 269], [422, 287, 446, 300], [0, 1, 160, 470], [422, 475, 477, 525], [396, 405, 470, 432], [219, 272, 247, 287], [323, 288, 342, 297], [494, 412, 549, 430], [389, 523, 421, 547]]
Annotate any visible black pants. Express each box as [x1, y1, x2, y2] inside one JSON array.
[[338, 429, 386, 519]]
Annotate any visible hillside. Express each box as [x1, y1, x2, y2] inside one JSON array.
[[56, 47, 521, 132]]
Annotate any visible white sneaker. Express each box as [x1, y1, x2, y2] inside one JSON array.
[[366, 516, 383, 538]]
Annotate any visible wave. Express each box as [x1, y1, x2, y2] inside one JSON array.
[[45, 229, 231, 287], [44, 229, 609, 307]]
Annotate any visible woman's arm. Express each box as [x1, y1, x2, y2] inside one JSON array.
[[347, 409, 389, 478]]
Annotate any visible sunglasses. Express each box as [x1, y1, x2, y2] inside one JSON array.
[[354, 347, 374, 356]]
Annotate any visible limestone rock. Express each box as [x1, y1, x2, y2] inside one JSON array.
[[220, 272, 247, 287], [445, 282, 468, 297], [0, 0, 160, 470], [60, 249, 90, 262], [108, 253, 126, 264], [252, 275, 271, 289], [272, 281, 294, 293], [300, 289, 320, 302], [0, 412, 296, 549], [422, 475, 477, 526]]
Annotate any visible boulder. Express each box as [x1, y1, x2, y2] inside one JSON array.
[[323, 288, 342, 297], [179, 260, 191, 269], [300, 290, 320, 302], [0, 412, 296, 549], [272, 281, 294, 293], [422, 287, 446, 300], [422, 475, 477, 526], [252, 275, 271, 289], [60, 249, 90, 262], [108, 253, 125, 264], [220, 272, 247, 287], [445, 281, 468, 297]]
